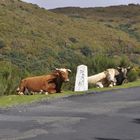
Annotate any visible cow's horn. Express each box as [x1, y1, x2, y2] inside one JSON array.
[[67, 69, 71, 72]]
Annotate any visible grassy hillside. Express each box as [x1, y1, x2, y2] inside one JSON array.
[[0, 0, 140, 95], [51, 5, 140, 55]]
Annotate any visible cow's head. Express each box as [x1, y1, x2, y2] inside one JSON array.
[[117, 66, 131, 79], [106, 69, 117, 86], [54, 68, 71, 82]]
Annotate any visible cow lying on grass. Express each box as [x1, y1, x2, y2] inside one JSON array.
[[17, 68, 71, 95], [88, 67, 131, 88], [88, 68, 117, 88], [115, 67, 131, 85]]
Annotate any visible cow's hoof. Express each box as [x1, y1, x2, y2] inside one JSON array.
[[18, 92, 24, 95], [109, 84, 113, 87], [113, 83, 116, 86], [45, 92, 48, 95]]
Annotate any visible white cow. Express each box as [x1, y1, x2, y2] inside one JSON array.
[[88, 68, 118, 88]]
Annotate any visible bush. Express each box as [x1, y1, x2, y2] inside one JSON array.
[[119, 55, 131, 67], [88, 55, 116, 75], [0, 61, 21, 96], [127, 70, 139, 82], [80, 46, 92, 56], [69, 37, 78, 43], [0, 40, 5, 49]]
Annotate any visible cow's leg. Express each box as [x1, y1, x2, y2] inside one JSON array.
[[56, 80, 62, 93], [40, 88, 54, 94], [109, 83, 113, 87], [16, 87, 20, 92], [109, 78, 116, 87], [96, 82, 104, 88], [40, 89, 48, 95], [18, 92, 24, 95], [109, 82, 116, 87], [17, 87, 25, 95], [17, 80, 26, 95], [47, 89, 56, 94], [17, 88, 24, 95], [39, 90, 43, 94], [45, 83, 56, 94], [45, 92, 49, 95]]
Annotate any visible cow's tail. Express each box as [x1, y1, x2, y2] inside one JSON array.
[[16, 80, 26, 95]]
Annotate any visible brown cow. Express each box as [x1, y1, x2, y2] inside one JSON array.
[[17, 68, 71, 95]]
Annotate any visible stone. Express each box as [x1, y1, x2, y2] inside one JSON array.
[[74, 65, 88, 91]]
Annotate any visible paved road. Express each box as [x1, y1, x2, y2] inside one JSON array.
[[0, 87, 140, 140]]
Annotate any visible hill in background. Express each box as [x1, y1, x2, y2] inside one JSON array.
[[0, 0, 140, 95]]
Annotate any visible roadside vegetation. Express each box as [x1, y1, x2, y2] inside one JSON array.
[[0, 79, 140, 108]]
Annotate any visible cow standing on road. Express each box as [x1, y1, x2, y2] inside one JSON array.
[[17, 68, 71, 95]]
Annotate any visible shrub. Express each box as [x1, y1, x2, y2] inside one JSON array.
[[80, 46, 92, 56], [88, 54, 116, 75], [119, 55, 131, 67], [0, 61, 21, 96], [69, 37, 78, 43], [0, 40, 5, 49], [127, 70, 139, 82], [132, 67, 140, 77]]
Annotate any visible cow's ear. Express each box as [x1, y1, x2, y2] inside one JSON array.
[[55, 68, 59, 71], [117, 67, 121, 70], [117, 67, 122, 71], [117, 67, 122, 72]]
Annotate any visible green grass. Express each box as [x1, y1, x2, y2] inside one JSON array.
[[88, 79, 140, 92], [0, 80, 140, 108], [0, 95, 46, 107]]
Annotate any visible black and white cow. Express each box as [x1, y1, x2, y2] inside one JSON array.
[[115, 67, 131, 85]]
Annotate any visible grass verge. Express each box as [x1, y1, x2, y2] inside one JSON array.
[[0, 80, 140, 108]]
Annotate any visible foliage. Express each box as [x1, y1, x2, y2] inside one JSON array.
[[88, 55, 116, 75], [0, 39, 5, 49], [119, 55, 131, 67], [128, 70, 139, 82], [80, 46, 92, 56], [0, 61, 22, 96], [119, 24, 140, 42], [128, 66, 140, 82], [1, 80, 140, 108]]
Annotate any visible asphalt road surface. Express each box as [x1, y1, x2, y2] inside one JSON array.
[[0, 87, 140, 140]]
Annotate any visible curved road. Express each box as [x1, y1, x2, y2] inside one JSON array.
[[0, 87, 140, 140]]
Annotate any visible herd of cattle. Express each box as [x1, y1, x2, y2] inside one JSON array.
[[17, 67, 131, 95]]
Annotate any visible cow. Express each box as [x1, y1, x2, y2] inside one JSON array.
[[88, 67, 131, 88], [88, 71, 106, 88], [115, 67, 131, 85], [88, 68, 118, 88], [17, 68, 71, 95]]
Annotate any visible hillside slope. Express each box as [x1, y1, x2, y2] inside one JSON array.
[[0, 0, 140, 94], [51, 5, 140, 54]]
